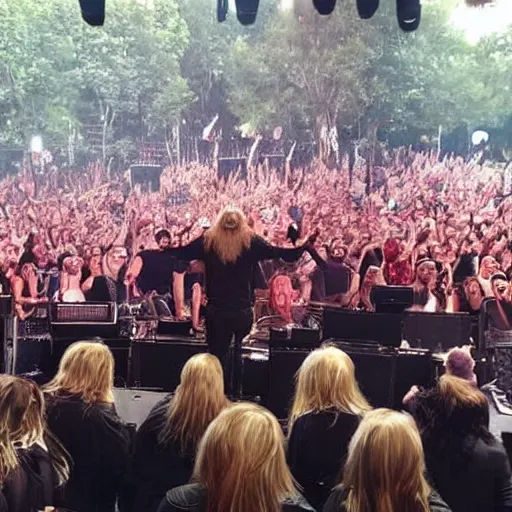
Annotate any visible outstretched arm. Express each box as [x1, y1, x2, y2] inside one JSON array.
[[251, 236, 304, 263], [251, 231, 320, 263], [166, 236, 205, 262]]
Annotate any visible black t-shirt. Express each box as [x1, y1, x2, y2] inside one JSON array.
[[137, 250, 188, 295]]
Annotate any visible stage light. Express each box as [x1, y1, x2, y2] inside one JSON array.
[[356, 0, 380, 19], [30, 136, 43, 154], [78, 0, 105, 26], [234, 0, 260, 25], [396, 0, 421, 32], [313, 0, 337, 15], [217, 0, 228, 22]]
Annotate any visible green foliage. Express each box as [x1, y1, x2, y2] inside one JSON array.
[[0, 0, 511, 158]]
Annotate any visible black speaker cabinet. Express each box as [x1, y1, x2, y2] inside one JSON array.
[[403, 312, 472, 352], [131, 340, 207, 391], [267, 344, 433, 420], [268, 347, 397, 420], [130, 165, 163, 192], [49, 337, 130, 386]]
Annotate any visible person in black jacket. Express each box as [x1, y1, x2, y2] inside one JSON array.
[[158, 403, 314, 512], [44, 341, 133, 512], [408, 374, 512, 512], [0, 375, 70, 512], [323, 409, 451, 512], [287, 345, 371, 510], [163, 206, 318, 395], [124, 353, 229, 512]]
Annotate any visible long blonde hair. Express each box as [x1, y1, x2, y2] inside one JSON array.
[[289, 345, 371, 428], [0, 376, 70, 486], [45, 341, 114, 403], [159, 353, 228, 452], [194, 402, 297, 512], [204, 206, 252, 264], [342, 408, 431, 512]]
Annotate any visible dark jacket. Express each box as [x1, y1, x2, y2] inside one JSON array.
[[425, 436, 512, 512], [45, 392, 133, 512], [409, 386, 512, 512], [323, 486, 451, 512], [2, 445, 54, 512], [123, 396, 195, 512], [156, 483, 315, 512], [287, 409, 359, 510]]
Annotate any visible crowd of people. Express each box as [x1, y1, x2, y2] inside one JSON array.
[[0, 340, 509, 512], [1, 149, 512, 332]]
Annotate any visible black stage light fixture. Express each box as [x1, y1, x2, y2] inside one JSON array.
[[217, 0, 228, 22], [235, 0, 260, 25], [313, 0, 337, 15], [397, 0, 421, 31], [356, 0, 379, 19], [78, 0, 105, 26]]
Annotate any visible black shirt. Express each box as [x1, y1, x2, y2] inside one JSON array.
[[2, 445, 54, 512], [323, 486, 451, 512], [157, 483, 314, 512], [167, 235, 304, 311], [45, 392, 133, 512], [287, 409, 360, 510], [137, 250, 187, 295], [124, 396, 195, 512]]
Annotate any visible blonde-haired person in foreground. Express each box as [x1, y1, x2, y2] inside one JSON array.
[[323, 408, 451, 512], [0, 375, 69, 512], [157, 402, 314, 512], [287, 345, 371, 510], [44, 341, 132, 512], [127, 353, 229, 512]]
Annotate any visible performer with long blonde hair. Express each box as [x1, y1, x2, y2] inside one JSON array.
[[158, 402, 314, 512], [323, 408, 450, 512], [130, 353, 229, 512], [287, 345, 371, 509], [163, 206, 318, 395]]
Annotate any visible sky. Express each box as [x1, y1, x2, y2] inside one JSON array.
[[451, 0, 512, 42]]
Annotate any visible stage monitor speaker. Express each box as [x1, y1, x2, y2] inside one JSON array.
[[217, 157, 247, 179], [403, 312, 472, 352], [268, 347, 396, 420], [114, 388, 166, 428], [371, 286, 414, 314], [323, 308, 402, 347], [131, 340, 207, 391], [130, 165, 163, 192]]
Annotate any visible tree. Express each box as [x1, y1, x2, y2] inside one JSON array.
[[225, 0, 379, 158]]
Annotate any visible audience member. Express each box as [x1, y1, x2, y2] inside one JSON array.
[[287, 345, 371, 510], [157, 402, 314, 512], [323, 408, 451, 512], [0, 375, 69, 512], [408, 375, 512, 512], [44, 341, 133, 512], [126, 353, 228, 512]]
